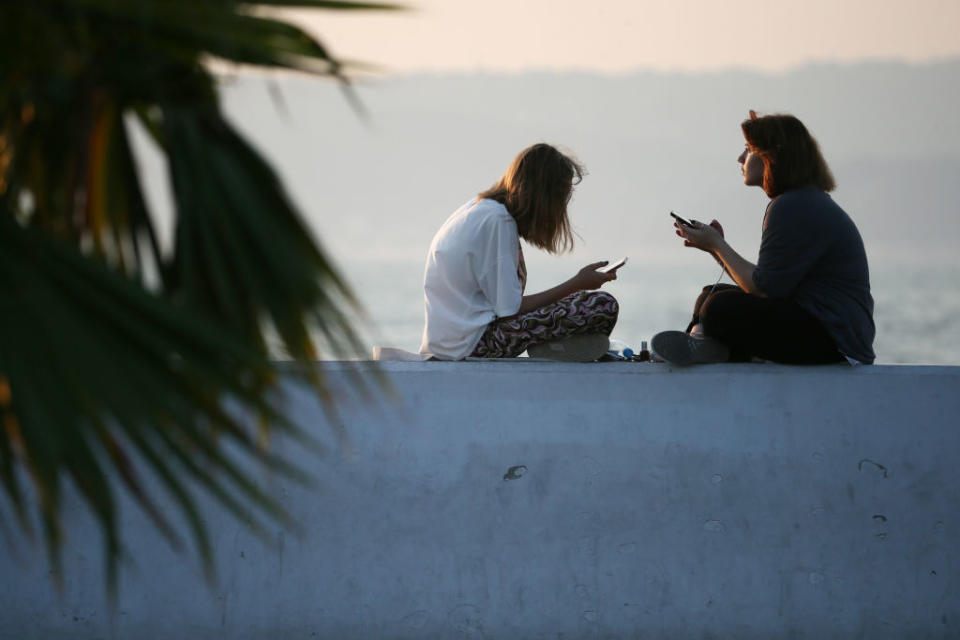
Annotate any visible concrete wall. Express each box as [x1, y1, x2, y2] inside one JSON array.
[[1, 362, 958, 639]]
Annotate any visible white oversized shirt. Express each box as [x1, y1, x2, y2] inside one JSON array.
[[420, 198, 524, 359]]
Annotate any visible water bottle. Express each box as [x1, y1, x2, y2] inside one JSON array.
[[608, 338, 631, 358]]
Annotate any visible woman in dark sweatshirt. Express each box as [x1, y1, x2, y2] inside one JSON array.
[[653, 111, 875, 365]]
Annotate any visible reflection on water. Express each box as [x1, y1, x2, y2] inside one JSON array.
[[344, 257, 960, 365]]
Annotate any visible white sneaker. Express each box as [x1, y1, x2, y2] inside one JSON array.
[[526, 334, 610, 362]]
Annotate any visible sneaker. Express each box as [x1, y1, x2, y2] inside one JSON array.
[[650, 330, 730, 365], [527, 334, 610, 362]]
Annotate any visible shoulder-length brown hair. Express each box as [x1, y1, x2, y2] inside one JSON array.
[[478, 143, 583, 253], [741, 110, 835, 198]]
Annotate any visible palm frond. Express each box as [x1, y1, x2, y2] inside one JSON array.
[[0, 0, 396, 590], [0, 207, 304, 592], [244, 1, 403, 9], [160, 106, 369, 376], [25, 0, 350, 76]]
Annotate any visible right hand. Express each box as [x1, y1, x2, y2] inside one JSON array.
[[573, 261, 616, 290], [676, 218, 725, 253]]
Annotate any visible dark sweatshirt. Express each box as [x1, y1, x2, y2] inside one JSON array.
[[752, 187, 876, 364]]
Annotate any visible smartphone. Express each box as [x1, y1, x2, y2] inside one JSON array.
[[670, 211, 694, 227], [599, 257, 627, 273]]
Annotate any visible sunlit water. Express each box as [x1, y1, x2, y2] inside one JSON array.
[[346, 257, 960, 365]]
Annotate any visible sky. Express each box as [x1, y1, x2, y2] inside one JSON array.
[[211, 1, 960, 362], [286, 0, 960, 74]]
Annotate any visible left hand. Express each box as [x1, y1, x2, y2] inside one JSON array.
[[675, 219, 724, 254], [572, 261, 617, 291]]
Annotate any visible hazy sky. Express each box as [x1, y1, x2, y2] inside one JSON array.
[[286, 0, 960, 74]]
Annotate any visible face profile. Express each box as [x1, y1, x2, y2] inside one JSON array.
[[737, 146, 764, 187]]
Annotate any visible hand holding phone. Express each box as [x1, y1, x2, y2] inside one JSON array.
[[598, 257, 627, 274], [670, 211, 694, 227]]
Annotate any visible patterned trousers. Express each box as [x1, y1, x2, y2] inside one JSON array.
[[470, 291, 619, 358]]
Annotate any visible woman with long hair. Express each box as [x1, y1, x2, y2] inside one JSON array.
[[420, 143, 620, 361], [652, 111, 875, 365]]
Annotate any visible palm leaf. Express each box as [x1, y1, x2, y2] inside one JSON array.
[[0, 206, 305, 591], [160, 106, 370, 383], [0, 0, 396, 590], [32, 0, 355, 76], [244, 1, 402, 8]]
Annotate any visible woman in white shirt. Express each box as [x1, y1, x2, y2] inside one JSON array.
[[420, 143, 620, 361]]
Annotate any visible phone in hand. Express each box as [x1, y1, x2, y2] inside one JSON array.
[[598, 257, 627, 273], [670, 211, 694, 227]]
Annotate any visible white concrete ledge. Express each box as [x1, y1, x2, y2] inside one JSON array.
[[2, 364, 958, 638]]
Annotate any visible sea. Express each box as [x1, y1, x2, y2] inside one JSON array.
[[348, 255, 960, 365], [131, 66, 960, 366]]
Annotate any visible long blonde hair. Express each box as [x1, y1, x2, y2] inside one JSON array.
[[478, 143, 583, 253]]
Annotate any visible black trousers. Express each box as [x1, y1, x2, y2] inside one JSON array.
[[686, 284, 844, 364]]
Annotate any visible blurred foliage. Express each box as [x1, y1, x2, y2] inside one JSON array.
[[0, 0, 398, 592]]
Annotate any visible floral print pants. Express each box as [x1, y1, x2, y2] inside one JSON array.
[[470, 290, 619, 358]]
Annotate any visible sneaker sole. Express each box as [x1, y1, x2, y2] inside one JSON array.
[[526, 334, 610, 362], [651, 330, 730, 365]]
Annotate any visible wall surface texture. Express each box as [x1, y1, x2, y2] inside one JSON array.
[[1, 362, 958, 639]]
